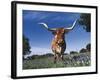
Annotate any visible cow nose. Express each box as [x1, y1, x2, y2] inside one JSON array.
[[58, 39, 63, 43]]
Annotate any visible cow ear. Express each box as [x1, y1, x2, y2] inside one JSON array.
[[52, 31, 56, 35], [65, 29, 69, 34]]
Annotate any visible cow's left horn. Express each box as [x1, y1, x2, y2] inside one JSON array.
[[65, 19, 77, 31]]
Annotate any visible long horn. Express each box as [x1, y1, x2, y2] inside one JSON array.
[[65, 19, 77, 30], [38, 23, 56, 31]]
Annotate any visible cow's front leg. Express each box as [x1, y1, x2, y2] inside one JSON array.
[[61, 54, 64, 61], [54, 54, 57, 63]]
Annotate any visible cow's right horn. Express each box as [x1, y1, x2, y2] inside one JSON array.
[[38, 23, 56, 31]]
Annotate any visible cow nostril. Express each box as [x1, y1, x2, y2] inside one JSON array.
[[60, 40, 63, 42], [58, 40, 63, 44]]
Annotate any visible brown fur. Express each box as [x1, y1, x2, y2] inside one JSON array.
[[51, 28, 66, 63]]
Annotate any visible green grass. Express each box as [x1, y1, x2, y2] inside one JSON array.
[[23, 52, 91, 69]]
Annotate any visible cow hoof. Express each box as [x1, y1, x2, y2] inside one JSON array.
[[54, 61, 56, 64]]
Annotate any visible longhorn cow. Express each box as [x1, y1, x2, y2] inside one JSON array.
[[39, 20, 77, 63]]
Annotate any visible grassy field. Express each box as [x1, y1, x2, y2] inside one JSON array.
[[23, 52, 90, 69]]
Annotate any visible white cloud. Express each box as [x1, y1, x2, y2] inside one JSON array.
[[23, 11, 50, 21], [30, 47, 52, 55], [24, 47, 52, 58]]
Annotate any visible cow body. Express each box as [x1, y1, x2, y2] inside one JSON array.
[[51, 28, 66, 63]]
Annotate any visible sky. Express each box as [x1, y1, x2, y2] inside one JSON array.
[[23, 10, 90, 56]]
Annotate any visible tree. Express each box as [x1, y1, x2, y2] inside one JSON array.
[[23, 35, 31, 56], [79, 13, 91, 32], [70, 51, 78, 54], [86, 43, 91, 52], [79, 48, 87, 53]]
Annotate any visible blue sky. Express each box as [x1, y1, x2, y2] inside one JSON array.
[[23, 10, 90, 55]]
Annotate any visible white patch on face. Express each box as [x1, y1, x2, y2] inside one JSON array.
[[56, 46, 61, 53], [55, 35, 57, 39]]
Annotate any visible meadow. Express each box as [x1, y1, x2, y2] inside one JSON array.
[[23, 52, 90, 69]]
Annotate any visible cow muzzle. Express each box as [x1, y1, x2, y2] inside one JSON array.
[[58, 40, 64, 46]]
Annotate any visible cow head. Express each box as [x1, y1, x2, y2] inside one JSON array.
[[52, 28, 65, 46]]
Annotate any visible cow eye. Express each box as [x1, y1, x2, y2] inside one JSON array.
[[52, 31, 56, 35]]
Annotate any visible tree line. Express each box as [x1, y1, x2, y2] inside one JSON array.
[[70, 43, 91, 54]]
